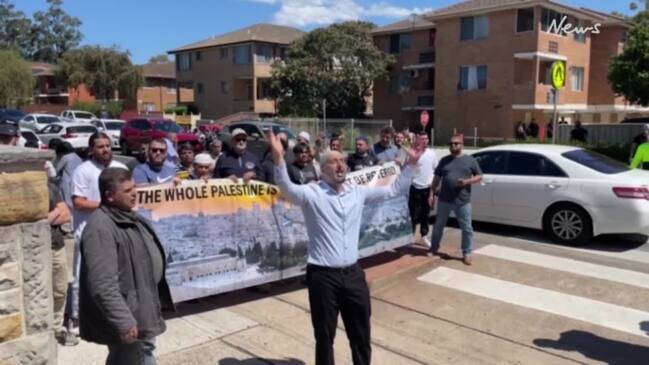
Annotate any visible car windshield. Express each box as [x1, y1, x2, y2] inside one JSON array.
[[75, 112, 94, 119], [153, 121, 181, 133], [562, 149, 630, 174], [36, 116, 59, 124], [267, 125, 296, 139], [105, 122, 124, 130], [67, 126, 97, 134]]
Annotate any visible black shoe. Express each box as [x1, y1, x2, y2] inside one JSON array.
[[56, 330, 79, 346]]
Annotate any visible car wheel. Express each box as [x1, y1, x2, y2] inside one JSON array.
[[120, 140, 130, 156], [543, 204, 593, 246]]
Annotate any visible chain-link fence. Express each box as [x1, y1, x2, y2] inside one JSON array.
[[272, 118, 393, 151]]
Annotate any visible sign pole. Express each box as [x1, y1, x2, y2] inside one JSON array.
[[551, 89, 558, 145], [550, 60, 565, 145]]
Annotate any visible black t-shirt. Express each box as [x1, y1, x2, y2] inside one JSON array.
[[287, 162, 318, 185], [48, 182, 65, 250], [347, 152, 378, 171], [570, 127, 588, 142]]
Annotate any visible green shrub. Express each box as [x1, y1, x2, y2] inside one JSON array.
[[164, 105, 188, 115], [71, 100, 123, 118]]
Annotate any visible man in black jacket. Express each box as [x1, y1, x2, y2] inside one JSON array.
[[79, 167, 172, 365], [215, 128, 263, 182], [347, 136, 378, 171]]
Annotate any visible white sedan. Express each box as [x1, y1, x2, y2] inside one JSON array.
[[466, 144, 649, 245], [19, 113, 63, 131], [37, 122, 98, 149], [92, 119, 125, 149]]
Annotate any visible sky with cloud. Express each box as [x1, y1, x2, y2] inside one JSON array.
[[14, 0, 632, 64]]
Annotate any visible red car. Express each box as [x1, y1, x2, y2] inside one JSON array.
[[119, 118, 202, 155]]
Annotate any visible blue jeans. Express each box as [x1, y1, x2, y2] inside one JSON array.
[[430, 201, 474, 255], [106, 339, 156, 365]]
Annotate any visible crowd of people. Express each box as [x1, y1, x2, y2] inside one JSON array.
[[5, 116, 648, 364]]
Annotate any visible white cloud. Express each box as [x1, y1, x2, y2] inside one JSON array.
[[246, 0, 431, 27]]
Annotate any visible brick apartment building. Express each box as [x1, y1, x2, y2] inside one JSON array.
[[168, 23, 305, 119], [30, 62, 95, 109], [125, 62, 194, 114], [372, 0, 646, 142]]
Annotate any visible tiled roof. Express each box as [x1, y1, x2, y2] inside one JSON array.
[[30, 62, 56, 77], [168, 23, 305, 53], [371, 16, 435, 35], [140, 62, 175, 79], [425, 0, 605, 20]]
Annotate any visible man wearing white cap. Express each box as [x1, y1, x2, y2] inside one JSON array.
[[191, 153, 214, 181], [214, 128, 262, 182], [298, 131, 311, 145]]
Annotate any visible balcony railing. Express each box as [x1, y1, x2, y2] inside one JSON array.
[[418, 52, 436, 63]]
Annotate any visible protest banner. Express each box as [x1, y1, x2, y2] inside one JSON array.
[[136, 162, 412, 303]]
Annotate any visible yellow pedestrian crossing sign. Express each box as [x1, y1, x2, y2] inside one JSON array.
[[551, 61, 566, 90]]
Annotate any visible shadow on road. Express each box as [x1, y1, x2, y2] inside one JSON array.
[[219, 358, 305, 365], [533, 330, 649, 365]]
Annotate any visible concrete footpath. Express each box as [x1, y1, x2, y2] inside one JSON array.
[[59, 245, 436, 365]]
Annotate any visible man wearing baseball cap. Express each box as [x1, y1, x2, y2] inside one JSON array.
[[214, 128, 262, 182], [0, 122, 20, 146]]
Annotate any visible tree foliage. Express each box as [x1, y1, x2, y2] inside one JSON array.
[[148, 54, 170, 64], [270, 21, 394, 118], [608, 13, 649, 106], [0, 0, 81, 63], [57, 46, 142, 101], [0, 50, 33, 107]]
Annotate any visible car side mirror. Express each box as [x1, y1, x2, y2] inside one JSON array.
[[251, 133, 261, 140]]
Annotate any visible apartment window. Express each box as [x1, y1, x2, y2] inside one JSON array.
[[539, 61, 553, 84], [196, 51, 202, 61], [143, 103, 156, 112], [220, 48, 229, 60], [389, 33, 412, 54], [429, 29, 436, 46], [459, 65, 487, 90], [177, 53, 192, 71], [197, 83, 203, 94], [516, 8, 535, 33], [571, 67, 584, 91], [549, 41, 559, 53], [621, 31, 628, 43], [388, 76, 399, 95], [221, 81, 230, 94], [257, 79, 272, 99], [234, 45, 252, 64], [541, 8, 568, 36], [255, 44, 273, 64], [279, 47, 288, 60], [573, 20, 586, 43], [417, 96, 434, 106], [461, 15, 489, 41]]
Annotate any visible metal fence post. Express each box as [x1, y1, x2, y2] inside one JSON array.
[[351, 118, 355, 145], [474, 127, 478, 148], [389, 119, 393, 128]]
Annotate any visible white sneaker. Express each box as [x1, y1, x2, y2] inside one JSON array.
[[420, 237, 431, 248]]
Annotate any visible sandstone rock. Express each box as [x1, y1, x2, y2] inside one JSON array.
[[0, 289, 21, 316], [0, 263, 19, 292], [0, 314, 22, 342], [0, 226, 20, 267], [0, 172, 49, 226], [20, 222, 52, 335], [0, 331, 56, 365]]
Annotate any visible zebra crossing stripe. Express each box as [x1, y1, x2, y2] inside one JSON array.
[[474, 244, 649, 289], [418, 267, 649, 337]]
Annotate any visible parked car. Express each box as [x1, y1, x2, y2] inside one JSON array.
[[464, 144, 649, 245], [119, 117, 201, 155], [18, 128, 46, 149], [19, 113, 63, 131], [0, 109, 26, 123], [60, 110, 97, 123], [92, 119, 125, 149], [37, 122, 98, 150], [218, 120, 297, 158]]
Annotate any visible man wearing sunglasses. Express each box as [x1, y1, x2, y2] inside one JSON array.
[[133, 138, 178, 185], [428, 134, 482, 265], [215, 128, 263, 183]]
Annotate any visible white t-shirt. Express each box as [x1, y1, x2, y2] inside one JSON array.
[[71, 159, 128, 231], [412, 148, 438, 189]]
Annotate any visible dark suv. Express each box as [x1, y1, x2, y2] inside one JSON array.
[[119, 118, 201, 155]]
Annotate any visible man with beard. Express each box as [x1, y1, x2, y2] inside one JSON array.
[[372, 126, 399, 163], [268, 130, 424, 365], [347, 136, 378, 171], [133, 138, 177, 185], [215, 128, 262, 182], [70, 132, 128, 338], [428, 134, 483, 265], [287, 143, 319, 184], [80, 167, 172, 364]]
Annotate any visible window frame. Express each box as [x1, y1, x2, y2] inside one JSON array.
[[459, 65, 487, 91], [234, 45, 252, 65], [461, 15, 489, 41], [571, 66, 584, 92], [515, 8, 535, 33]]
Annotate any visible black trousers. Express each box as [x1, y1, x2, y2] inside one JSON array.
[[307, 263, 371, 365], [408, 185, 431, 237]]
